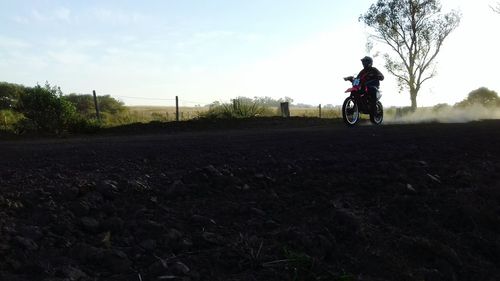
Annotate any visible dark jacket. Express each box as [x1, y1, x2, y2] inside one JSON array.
[[357, 66, 384, 88]]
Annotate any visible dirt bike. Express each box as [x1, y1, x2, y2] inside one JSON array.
[[342, 76, 383, 126]]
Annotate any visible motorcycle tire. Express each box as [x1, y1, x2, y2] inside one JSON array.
[[342, 97, 360, 126], [370, 101, 384, 125]]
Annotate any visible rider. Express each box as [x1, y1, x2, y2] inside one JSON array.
[[344, 56, 384, 115]]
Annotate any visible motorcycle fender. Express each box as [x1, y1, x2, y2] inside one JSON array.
[[345, 88, 357, 93]]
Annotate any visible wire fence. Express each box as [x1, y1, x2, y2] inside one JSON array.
[[111, 95, 207, 107], [90, 90, 341, 123]]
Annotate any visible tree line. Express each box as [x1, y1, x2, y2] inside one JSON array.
[[0, 82, 125, 134], [1, 80, 498, 134]]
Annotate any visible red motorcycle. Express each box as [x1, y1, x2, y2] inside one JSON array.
[[342, 76, 383, 126]]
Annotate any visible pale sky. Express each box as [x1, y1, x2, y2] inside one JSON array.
[[1, 0, 499, 107]]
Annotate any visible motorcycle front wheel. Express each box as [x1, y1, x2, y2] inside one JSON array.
[[370, 101, 384, 125], [342, 97, 359, 126]]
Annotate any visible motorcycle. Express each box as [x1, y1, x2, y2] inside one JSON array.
[[341, 76, 383, 126]]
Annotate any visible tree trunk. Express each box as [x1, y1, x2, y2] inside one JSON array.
[[410, 88, 418, 111]]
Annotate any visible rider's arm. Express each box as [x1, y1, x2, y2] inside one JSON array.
[[374, 68, 384, 81]]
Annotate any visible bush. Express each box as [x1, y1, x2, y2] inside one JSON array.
[[200, 99, 274, 119], [65, 93, 125, 118], [0, 82, 25, 109], [15, 83, 78, 134], [455, 87, 499, 108], [67, 117, 101, 133], [432, 103, 451, 112], [0, 109, 23, 131]]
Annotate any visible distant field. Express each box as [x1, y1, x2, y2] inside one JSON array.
[[125, 106, 208, 122], [126, 105, 342, 120]]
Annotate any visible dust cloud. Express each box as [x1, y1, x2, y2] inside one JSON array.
[[384, 104, 500, 124]]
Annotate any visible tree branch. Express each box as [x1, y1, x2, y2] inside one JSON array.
[[492, 3, 500, 13], [420, 74, 434, 85], [378, 31, 410, 71], [386, 66, 410, 85]]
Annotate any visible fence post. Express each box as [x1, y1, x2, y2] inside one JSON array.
[[175, 96, 179, 121], [93, 90, 101, 121], [319, 104, 322, 118], [280, 102, 290, 118]]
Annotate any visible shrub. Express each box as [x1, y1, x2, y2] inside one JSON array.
[[65, 93, 125, 118], [15, 83, 78, 134], [0, 109, 23, 131], [455, 87, 499, 108], [200, 99, 274, 119], [67, 117, 101, 133], [0, 82, 25, 109], [432, 103, 451, 112]]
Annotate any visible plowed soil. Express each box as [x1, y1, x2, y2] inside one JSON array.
[[1, 118, 499, 281]]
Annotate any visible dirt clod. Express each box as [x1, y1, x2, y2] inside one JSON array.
[[1, 119, 499, 280]]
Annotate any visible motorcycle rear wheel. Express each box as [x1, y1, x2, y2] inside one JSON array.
[[370, 101, 384, 125], [342, 97, 359, 126]]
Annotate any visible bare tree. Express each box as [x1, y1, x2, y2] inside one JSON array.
[[361, 0, 461, 110]]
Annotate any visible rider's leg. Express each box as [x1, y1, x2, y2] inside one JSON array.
[[368, 87, 377, 116]]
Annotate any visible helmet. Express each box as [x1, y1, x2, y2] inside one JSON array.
[[361, 56, 373, 68]]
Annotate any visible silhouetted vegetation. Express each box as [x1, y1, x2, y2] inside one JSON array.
[[4, 79, 497, 135], [432, 103, 451, 112], [14, 83, 80, 134], [201, 98, 275, 119], [455, 87, 500, 108], [0, 82, 25, 110], [0, 82, 335, 134], [361, 0, 461, 110], [252, 96, 294, 107], [0, 82, 103, 134], [65, 93, 126, 118]]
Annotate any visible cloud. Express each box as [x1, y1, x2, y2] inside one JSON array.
[[54, 7, 71, 22], [175, 30, 234, 49], [31, 9, 48, 21], [194, 30, 236, 40], [11, 16, 30, 24], [238, 33, 261, 43], [48, 38, 102, 49], [0, 36, 31, 49], [48, 50, 90, 65], [0, 51, 49, 74], [175, 30, 259, 54], [11, 7, 73, 24], [92, 8, 146, 25]]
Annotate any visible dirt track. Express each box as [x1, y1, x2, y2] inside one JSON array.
[[1, 119, 499, 281]]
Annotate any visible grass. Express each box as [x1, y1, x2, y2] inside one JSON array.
[[200, 100, 275, 119], [126, 106, 207, 121], [9, 103, 492, 134], [292, 107, 342, 118], [0, 109, 23, 131], [283, 247, 316, 281], [125, 105, 341, 122]]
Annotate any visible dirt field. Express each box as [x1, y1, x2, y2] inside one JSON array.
[[1, 118, 499, 281]]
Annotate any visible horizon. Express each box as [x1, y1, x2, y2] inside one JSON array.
[[1, 0, 499, 108]]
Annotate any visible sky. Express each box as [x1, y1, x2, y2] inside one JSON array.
[[0, 0, 499, 107]]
